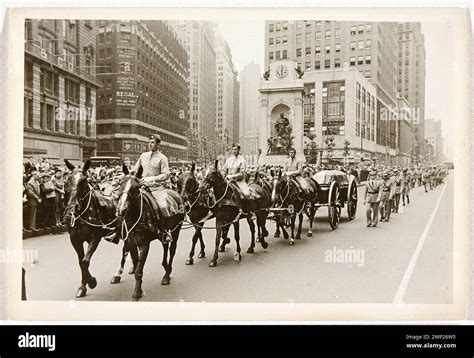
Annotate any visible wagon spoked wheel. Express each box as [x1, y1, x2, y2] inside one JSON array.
[[347, 180, 358, 221], [328, 182, 340, 230]]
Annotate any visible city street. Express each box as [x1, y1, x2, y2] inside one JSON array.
[[23, 174, 453, 304]]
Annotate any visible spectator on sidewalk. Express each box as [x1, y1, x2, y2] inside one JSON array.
[[24, 171, 42, 232]]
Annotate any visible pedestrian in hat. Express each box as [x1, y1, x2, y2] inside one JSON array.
[[392, 169, 402, 213]]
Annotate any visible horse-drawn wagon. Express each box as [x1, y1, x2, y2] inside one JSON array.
[[310, 170, 358, 229]]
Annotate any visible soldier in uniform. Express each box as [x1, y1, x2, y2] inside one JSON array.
[[422, 167, 430, 193], [283, 148, 312, 198], [223, 143, 259, 212], [401, 168, 411, 206], [379, 172, 394, 222], [392, 169, 402, 213], [364, 170, 382, 227]]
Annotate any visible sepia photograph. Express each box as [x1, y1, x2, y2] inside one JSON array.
[[1, 6, 470, 320]]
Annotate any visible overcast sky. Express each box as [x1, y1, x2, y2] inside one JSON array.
[[217, 20, 456, 160]]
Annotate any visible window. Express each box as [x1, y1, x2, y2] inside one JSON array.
[[365, 55, 372, 64], [282, 49, 287, 59], [296, 34, 302, 43], [325, 30, 331, 40], [282, 36, 288, 45], [315, 46, 321, 55], [269, 52, 274, 60], [350, 26, 356, 35], [282, 21, 288, 30], [335, 59, 341, 68], [276, 51, 281, 59], [325, 45, 330, 54], [269, 37, 274, 46], [366, 24, 372, 34], [325, 60, 330, 69], [276, 37, 281, 46], [269, 24, 274, 32], [315, 31, 321, 40], [335, 28, 341, 38], [296, 48, 302, 57], [366, 39, 372, 50], [357, 56, 363, 65], [365, 70, 371, 79], [305, 33, 311, 43], [322, 81, 346, 136], [358, 40, 364, 50], [276, 22, 281, 31], [335, 44, 341, 53], [350, 57, 356, 66], [306, 47, 311, 55], [25, 62, 33, 88], [305, 62, 311, 70], [350, 41, 356, 51], [358, 25, 364, 34], [315, 61, 321, 70]]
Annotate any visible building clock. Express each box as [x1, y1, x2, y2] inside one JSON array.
[[275, 64, 289, 78]]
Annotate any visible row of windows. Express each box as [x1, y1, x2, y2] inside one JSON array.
[[349, 55, 372, 66], [24, 99, 92, 137], [350, 24, 373, 35], [268, 22, 289, 32]]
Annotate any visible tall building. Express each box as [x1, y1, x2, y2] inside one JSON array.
[[397, 22, 426, 157], [264, 20, 398, 153], [425, 119, 444, 163], [95, 20, 188, 162], [174, 21, 216, 141], [214, 30, 237, 145], [232, 69, 240, 144], [239, 62, 261, 156], [24, 19, 99, 164]]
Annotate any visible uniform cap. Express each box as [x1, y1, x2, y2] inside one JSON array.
[[148, 134, 161, 143]]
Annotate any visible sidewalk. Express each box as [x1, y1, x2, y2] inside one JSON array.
[[23, 225, 67, 240]]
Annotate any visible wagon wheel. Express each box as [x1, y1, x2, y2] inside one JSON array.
[[346, 177, 358, 221], [328, 181, 340, 230]]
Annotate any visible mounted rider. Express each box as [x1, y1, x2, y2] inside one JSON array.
[[283, 148, 313, 199], [223, 143, 260, 211]]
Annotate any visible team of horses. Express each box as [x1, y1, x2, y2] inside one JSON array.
[[64, 159, 324, 300]]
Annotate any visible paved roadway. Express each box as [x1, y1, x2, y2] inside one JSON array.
[[23, 174, 453, 303]]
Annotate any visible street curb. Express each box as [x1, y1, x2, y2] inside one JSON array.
[[23, 225, 67, 240]]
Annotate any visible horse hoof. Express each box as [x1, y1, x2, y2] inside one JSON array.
[[261, 242, 269, 249], [256, 237, 261, 243], [185, 258, 194, 265], [233, 253, 241, 262], [247, 247, 254, 254], [128, 267, 135, 275], [307, 232, 313, 237], [289, 240, 295, 246], [161, 277, 170, 286], [198, 252, 205, 259], [75, 287, 87, 298], [88, 277, 97, 289], [110, 276, 121, 284], [263, 230, 269, 238], [209, 260, 217, 267], [132, 292, 143, 301], [219, 246, 225, 253]]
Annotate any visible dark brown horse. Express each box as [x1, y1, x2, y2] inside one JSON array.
[[270, 169, 319, 245], [116, 165, 185, 300], [64, 160, 121, 298], [199, 161, 270, 267], [176, 163, 211, 265]]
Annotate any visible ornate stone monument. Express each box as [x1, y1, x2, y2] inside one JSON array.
[[258, 60, 305, 166]]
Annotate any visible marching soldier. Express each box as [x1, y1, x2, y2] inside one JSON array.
[[401, 169, 411, 206], [422, 167, 430, 193], [392, 169, 402, 213], [364, 169, 382, 227], [379, 172, 394, 222]]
